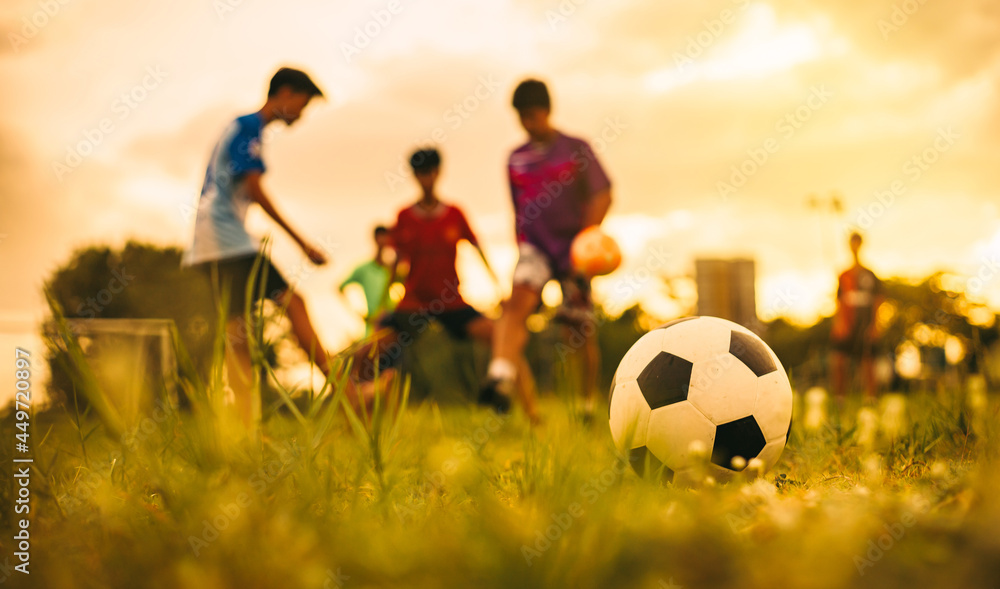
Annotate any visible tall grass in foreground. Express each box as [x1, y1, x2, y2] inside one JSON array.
[[3, 301, 1000, 588]]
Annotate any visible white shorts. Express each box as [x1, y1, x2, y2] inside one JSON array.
[[512, 242, 595, 322], [512, 242, 554, 292]]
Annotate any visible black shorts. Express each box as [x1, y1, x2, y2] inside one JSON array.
[[193, 254, 289, 317], [379, 305, 483, 340]]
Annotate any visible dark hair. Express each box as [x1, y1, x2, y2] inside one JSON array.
[[409, 148, 441, 173], [512, 79, 550, 111], [374, 225, 389, 238], [268, 67, 324, 98]]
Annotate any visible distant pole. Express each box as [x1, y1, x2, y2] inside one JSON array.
[[806, 191, 844, 268]]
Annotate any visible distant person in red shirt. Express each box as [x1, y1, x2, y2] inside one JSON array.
[[830, 232, 883, 402]]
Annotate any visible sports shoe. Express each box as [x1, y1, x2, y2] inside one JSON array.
[[477, 378, 513, 414]]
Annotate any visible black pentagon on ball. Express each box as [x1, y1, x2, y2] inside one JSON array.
[[729, 331, 777, 377], [711, 416, 767, 471], [636, 352, 693, 410], [628, 446, 674, 481]]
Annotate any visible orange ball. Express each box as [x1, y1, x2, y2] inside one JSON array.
[[570, 226, 622, 277]]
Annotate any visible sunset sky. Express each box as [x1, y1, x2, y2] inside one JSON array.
[[2, 0, 1000, 352]]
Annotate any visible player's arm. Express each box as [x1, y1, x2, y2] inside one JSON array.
[[830, 273, 849, 340], [473, 243, 502, 293], [379, 220, 406, 312], [244, 171, 327, 264], [457, 209, 501, 292], [339, 270, 358, 293], [581, 188, 612, 228], [576, 141, 613, 228], [472, 244, 494, 276], [376, 256, 402, 315], [869, 272, 886, 340]]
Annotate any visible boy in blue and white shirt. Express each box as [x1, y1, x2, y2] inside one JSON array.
[[186, 111, 269, 266], [184, 67, 333, 427]]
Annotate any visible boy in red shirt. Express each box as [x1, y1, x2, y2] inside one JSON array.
[[353, 148, 510, 395], [386, 148, 492, 340]]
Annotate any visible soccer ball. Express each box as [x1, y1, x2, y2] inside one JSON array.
[[570, 226, 621, 277], [609, 316, 792, 483]]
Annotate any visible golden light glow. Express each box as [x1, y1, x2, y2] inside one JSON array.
[[2, 0, 998, 354]]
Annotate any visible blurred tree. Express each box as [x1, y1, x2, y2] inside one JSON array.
[[44, 242, 220, 408]]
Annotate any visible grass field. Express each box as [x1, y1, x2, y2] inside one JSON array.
[[2, 307, 998, 589], [3, 356, 1000, 589]]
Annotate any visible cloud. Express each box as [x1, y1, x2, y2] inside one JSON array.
[[525, 0, 1000, 214], [0, 118, 188, 317], [123, 103, 235, 180], [0, 123, 71, 314], [3, 0, 1000, 324], [767, 0, 1000, 80]]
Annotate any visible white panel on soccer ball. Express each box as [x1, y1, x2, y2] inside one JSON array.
[[645, 400, 716, 472], [706, 464, 739, 484], [659, 317, 732, 364], [754, 370, 794, 442], [687, 355, 759, 425], [609, 380, 652, 451], [614, 329, 666, 383], [753, 438, 787, 472]]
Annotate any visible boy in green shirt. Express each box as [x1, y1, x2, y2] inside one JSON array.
[[339, 226, 396, 336]]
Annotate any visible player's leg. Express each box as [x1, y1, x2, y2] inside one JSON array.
[[497, 286, 542, 419], [494, 286, 539, 361], [830, 348, 848, 406], [355, 326, 401, 411], [269, 262, 383, 410], [444, 309, 495, 407], [279, 290, 331, 375], [341, 316, 406, 411], [860, 356, 876, 402], [581, 328, 600, 417], [480, 285, 541, 413], [480, 243, 550, 415], [225, 314, 255, 428], [455, 309, 541, 422], [347, 312, 402, 382], [558, 275, 600, 420], [489, 282, 541, 424], [516, 356, 540, 423], [464, 314, 493, 343], [203, 255, 263, 430], [861, 336, 877, 403]]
